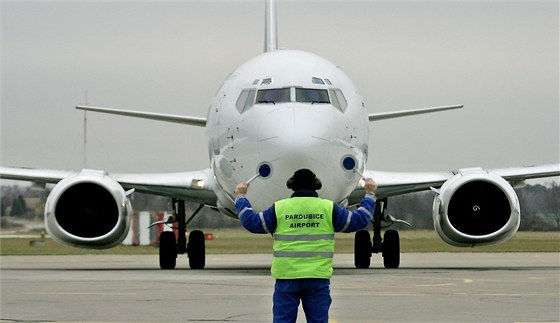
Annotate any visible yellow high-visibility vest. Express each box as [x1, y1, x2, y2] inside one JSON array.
[[272, 197, 335, 279]]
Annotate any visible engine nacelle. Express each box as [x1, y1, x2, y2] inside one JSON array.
[[432, 168, 520, 247], [45, 169, 132, 249]]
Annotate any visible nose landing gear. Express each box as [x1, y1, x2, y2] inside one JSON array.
[[354, 198, 410, 269]]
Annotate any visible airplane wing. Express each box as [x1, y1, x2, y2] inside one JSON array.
[[348, 164, 559, 204], [110, 169, 217, 205], [0, 167, 76, 185], [0, 166, 218, 206], [368, 104, 463, 122], [76, 105, 207, 127]]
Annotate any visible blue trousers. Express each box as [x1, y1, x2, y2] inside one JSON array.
[[273, 278, 331, 323]]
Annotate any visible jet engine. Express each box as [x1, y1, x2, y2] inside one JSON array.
[[45, 169, 133, 249], [432, 168, 520, 247]]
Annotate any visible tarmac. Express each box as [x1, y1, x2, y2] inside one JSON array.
[[1, 253, 559, 323]]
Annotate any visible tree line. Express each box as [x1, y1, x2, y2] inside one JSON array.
[[386, 182, 559, 231], [1, 182, 558, 231]]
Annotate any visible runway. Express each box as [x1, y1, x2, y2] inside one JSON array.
[[1, 253, 558, 323]]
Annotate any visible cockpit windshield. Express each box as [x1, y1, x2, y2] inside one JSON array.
[[295, 88, 330, 104], [238, 87, 345, 113], [256, 88, 290, 104]]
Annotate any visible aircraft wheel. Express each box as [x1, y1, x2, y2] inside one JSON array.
[[159, 231, 177, 270], [188, 230, 205, 269], [354, 230, 372, 268], [382, 229, 400, 269]]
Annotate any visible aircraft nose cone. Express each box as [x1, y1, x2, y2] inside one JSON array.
[[256, 105, 340, 171], [259, 105, 329, 148]]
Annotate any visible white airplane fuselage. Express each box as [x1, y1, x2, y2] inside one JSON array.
[[207, 50, 369, 215]]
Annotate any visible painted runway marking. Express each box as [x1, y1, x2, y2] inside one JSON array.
[[415, 283, 455, 287], [25, 292, 136, 296]]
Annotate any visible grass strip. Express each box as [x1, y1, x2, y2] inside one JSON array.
[[1, 230, 558, 256]]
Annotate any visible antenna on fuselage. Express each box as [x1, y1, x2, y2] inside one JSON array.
[[83, 91, 88, 168], [264, 0, 278, 52]]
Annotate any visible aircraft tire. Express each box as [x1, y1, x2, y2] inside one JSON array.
[[382, 229, 400, 269], [188, 230, 205, 269], [159, 231, 177, 270], [354, 230, 372, 269]]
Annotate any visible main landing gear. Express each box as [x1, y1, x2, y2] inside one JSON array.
[[354, 198, 411, 269], [157, 199, 206, 270]]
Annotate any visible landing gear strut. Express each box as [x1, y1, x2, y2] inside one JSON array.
[[158, 199, 206, 269], [354, 198, 403, 269]]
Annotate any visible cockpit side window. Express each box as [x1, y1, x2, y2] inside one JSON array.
[[295, 88, 330, 104], [256, 88, 290, 104], [236, 89, 257, 113], [329, 89, 348, 112], [334, 89, 347, 111]]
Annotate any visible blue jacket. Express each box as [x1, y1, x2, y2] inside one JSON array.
[[235, 189, 376, 234]]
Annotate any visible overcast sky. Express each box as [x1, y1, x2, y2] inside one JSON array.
[[1, 1, 558, 178]]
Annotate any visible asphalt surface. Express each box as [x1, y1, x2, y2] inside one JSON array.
[[1, 253, 558, 323]]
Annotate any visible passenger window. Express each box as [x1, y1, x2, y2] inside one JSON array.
[[295, 88, 330, 104], [256, 88, 290, 104]]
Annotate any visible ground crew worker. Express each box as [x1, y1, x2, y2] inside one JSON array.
[[234, 168, 377, 323]]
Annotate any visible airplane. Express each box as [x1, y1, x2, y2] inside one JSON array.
[[1, 0, 558, 270]]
